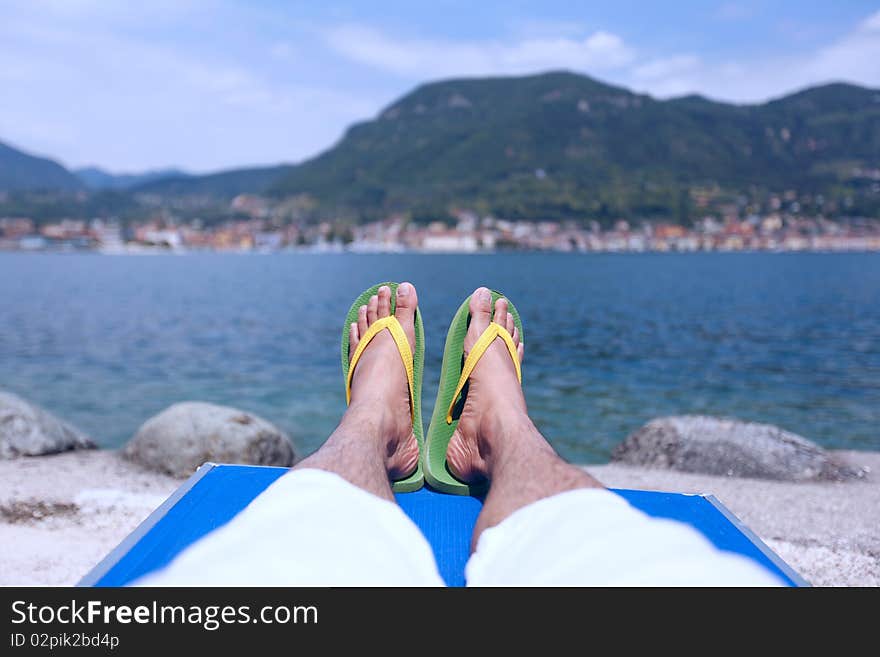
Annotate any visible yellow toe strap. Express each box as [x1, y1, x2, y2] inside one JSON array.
[[346, 315, 415, 424], [446, 322, 521, 425]]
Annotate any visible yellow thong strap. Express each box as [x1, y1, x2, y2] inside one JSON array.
[[346, 315, 415, 424], [446, 322, 521, 425]]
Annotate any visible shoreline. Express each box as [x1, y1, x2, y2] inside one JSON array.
[[3, 249, 880, 256], [1, 448, 877, 586]]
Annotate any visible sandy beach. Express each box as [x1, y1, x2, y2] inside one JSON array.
[[1, 449, 877, 587]]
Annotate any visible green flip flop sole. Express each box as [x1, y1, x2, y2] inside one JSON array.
[[425, 290, 524, 496], [340, 282, 425, 493]]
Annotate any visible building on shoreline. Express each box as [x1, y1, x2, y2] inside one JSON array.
[[3, 209, 880, 254]]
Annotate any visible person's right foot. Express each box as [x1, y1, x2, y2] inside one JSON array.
[[347, 283, 420, 481], [446, 287, 528, 483]]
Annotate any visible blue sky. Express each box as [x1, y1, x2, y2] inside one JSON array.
[[1, 0, 878, 172]]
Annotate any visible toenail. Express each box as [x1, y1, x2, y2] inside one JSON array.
[[398, 283, 411, 296], [480, 289, 491, 303], [379, 286, 389, 294]]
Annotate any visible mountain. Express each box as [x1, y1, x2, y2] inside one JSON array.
[[75, 166, 189, 190], [12, 71, 875, 222], [134, 164, 291, 197], [0, 141, 83, 192], [264, 72, 880, 220]]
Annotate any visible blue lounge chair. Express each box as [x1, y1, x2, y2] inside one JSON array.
[[79, 463, 807, 587]]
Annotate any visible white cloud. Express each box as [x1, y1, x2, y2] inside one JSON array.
[[714, 2, 753, 21], [328, 12, 879, 106], [861, 9, 880, 31], [631, 55, 703, 97], [325, 25, 635, 79], [633, 55, 701, 81], [805, 10, 880, 85], [1, 3, 877, 172], [270, 42, 296, 60], [505, 18, 587, 39], [0, 2, 379, 171], [627, 10, 880, 101]]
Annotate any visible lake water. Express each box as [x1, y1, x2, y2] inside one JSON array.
[[1, 252, 878, 462]]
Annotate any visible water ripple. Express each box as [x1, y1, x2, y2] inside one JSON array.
[[1, 252, 878, 461]]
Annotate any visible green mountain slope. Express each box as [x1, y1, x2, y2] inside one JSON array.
[[267, 72, 880, 221], [75, 166, 189, 190], [0, 141, 84, 192], [135, 164, 291, 197], [26, 71, 868, 222]]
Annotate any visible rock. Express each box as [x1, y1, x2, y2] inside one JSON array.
[[123, 402, 295, 477], [612, 415, 861, 482], [0, 391, 95, 459]]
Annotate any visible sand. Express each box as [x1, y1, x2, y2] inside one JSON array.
[[0, 451, 179, 586], [1, 449, 877, 586]]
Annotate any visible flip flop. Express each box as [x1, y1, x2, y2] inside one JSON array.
[[341, 282, 425, 492], [425, 290, 524, 495]]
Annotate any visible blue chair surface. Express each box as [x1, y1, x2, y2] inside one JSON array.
[[80, 463, 805, 587]]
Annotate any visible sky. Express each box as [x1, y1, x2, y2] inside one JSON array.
[[1, 0, 878, 173]]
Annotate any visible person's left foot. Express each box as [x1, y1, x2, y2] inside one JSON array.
[[347, 283, 420, 480]]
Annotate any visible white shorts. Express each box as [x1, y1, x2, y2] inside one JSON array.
[[138, 468, 782, 586]]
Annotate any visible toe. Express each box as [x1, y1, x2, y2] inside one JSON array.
[[466, 287, 493, 347], [367, 294, 378, 324], [357, 305, 368, 336], [512, 325, 520, 346], [394, 282, 418, 347], [349, 322, 359, 355], [493, 297, 508, 325], [505, 311, 515, 335], [377, 285, 391, 318], [518, 342, 525, 362]]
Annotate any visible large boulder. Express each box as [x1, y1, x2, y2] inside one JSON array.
[[612, 415, 860, 482], [0, 391, 95, 458], [123, 402, 295, 477]]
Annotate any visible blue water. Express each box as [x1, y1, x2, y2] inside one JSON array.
[[1, 252, 878, 461]]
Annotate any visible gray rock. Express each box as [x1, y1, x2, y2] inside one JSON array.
[[612, 415, 861, 482], [123, 402, 295, 477], [0, 391, 95, 458]]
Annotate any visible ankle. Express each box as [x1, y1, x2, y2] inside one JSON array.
[[337, 404, 385, 445], [342, 401, 410, 454], [481, 404, 535, 444], [480, 413, 554, 474]]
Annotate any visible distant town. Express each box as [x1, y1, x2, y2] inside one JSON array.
[[2, 193, 880, 253]]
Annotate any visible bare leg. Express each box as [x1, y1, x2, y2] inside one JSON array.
[[294, 283, 419, 503], [446, 287, 603, 548]]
